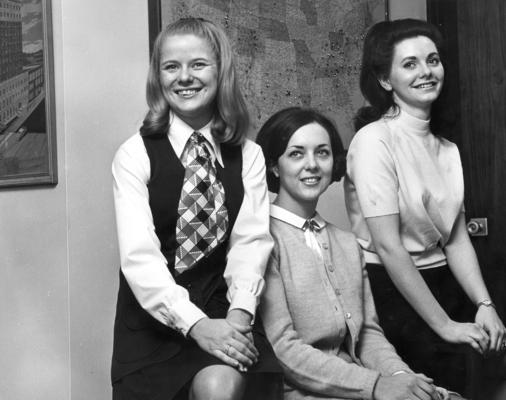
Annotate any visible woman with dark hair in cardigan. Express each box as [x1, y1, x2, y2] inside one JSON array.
[[257, 106, 447, 400]]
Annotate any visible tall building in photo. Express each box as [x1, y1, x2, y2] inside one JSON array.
[[26, 64, 43, 103], [0, 0, 28, 133], [0, 0, 22, 80]]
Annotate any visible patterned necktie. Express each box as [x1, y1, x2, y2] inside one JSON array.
[[175, 132, 228, 274]]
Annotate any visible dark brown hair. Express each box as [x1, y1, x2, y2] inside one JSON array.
[[355, 18, 454, 137], [256, 107, 346, 193]]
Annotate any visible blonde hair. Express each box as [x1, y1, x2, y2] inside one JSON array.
[[140, 17, 249, 145]]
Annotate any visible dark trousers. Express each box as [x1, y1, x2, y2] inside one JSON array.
[[366, 263, 474, 396]]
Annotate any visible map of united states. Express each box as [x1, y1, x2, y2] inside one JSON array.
[[161, 0, 385, 146]]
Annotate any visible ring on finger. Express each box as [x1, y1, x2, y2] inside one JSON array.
[[226, 344, 231, 356]]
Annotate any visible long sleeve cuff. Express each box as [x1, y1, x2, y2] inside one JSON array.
[[228, 289, 258, 318], [170, 299, 208, 337]]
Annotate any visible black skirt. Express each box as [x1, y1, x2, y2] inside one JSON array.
[[366, 263, 475, 395], [112, 281, 282, 400]]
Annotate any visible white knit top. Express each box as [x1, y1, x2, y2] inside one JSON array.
[[344, 108, 465, 268]]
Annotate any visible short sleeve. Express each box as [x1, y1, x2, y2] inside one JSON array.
[[347, 124, 400, 218]]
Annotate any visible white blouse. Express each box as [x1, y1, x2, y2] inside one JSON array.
[[345, 108, 465, 268], [112, 114, 273, 336]]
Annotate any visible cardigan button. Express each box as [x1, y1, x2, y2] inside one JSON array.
[[345, 312, 352, 319], [322, 243, 329, 249], [335, 288, 340, 296], [327, 264, 334, 272]]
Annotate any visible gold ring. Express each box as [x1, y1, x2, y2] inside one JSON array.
[[226, 344, 231, 356]]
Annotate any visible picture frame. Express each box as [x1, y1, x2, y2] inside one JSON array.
[[0, 0, 57, 188]]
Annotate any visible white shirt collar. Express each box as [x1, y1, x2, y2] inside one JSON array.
[[168, 112, 224, 167], [270, 204, 326, 231]]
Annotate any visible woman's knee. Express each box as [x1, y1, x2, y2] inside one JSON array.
[[190, 365, 246, 400]]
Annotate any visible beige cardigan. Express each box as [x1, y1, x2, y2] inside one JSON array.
[[260, 217, 411, 400]]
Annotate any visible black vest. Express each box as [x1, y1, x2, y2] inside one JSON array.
[[111, 133, 244, 382]]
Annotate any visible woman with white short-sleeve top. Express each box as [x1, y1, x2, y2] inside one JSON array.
[[344, 18, 505, 395]]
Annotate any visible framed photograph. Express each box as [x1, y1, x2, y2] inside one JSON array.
[[0, 0, 57, 188], [147, 0, 388, 146]]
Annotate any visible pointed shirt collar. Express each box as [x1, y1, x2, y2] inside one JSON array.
[[270, 204, 326, 231], [168, 112, 224, 167]]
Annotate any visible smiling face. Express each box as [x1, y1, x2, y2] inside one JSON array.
[[159, 33, 218, 129], [273, 122, 333, 218], [380, 35, 444, 119]]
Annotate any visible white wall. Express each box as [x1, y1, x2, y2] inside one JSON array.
[[62, 1, 149, 399], [0, 1, 69, 398], [0, 1, 149, 399]]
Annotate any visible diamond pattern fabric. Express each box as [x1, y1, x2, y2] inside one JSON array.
[[175, 132, 228, 274]]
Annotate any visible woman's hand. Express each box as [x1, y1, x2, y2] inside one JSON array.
[[226, 309, 253, 327], [188, 317, 258, 371], [439, 319, 489, 354], [226, 309, 259, 371], [226, 309, 256, 343], [374, 373, 439, 400], [475, 305, 506, 354]]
